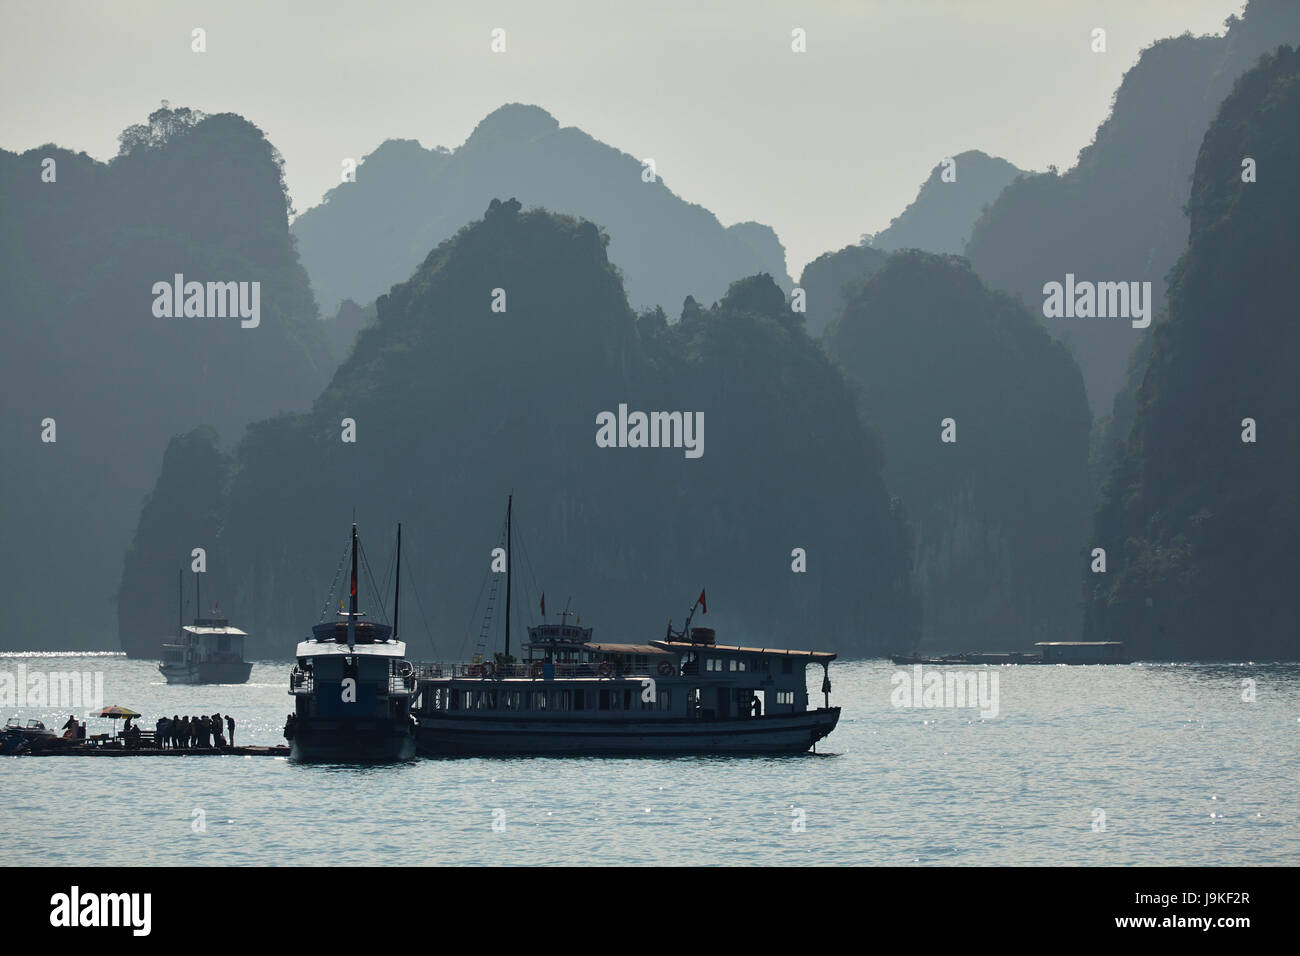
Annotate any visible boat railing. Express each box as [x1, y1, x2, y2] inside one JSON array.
[[289, 670, 313, 694], [289, 671, 415, 695], [411, 661, 672, 681], [389, 673, 417, 696]]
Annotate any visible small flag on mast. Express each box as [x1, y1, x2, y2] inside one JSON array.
[[697, 589, 707, 614], [540, 593, 546, 617]]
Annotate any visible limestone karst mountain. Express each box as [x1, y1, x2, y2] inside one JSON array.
[[824, 251, 1093, 651], [118, 200, 917, 658], [965, 0, 1300, 416], [1085, 46, 1300, 660], [0, 105, 332, 651], [291, 104, 792, 320]]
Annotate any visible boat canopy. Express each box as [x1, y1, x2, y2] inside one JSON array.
[[527, 623, 594, 643], [583, 642, 673, 656], [652, 640, 836, 662], [295, 639, 407, 659], [182, 625, 248, 637]]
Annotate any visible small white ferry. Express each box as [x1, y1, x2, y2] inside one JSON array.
[[159, 572, 253, 684]]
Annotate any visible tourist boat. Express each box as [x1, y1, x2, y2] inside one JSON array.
[[284, 522, 417, 762], [410, 498, 840, 756], [159, 571, 253, 684]]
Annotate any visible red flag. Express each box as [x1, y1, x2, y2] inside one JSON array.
[[697, 589, 707, 614], [350, 568, 357, 597], [540, 593, 546, 617]]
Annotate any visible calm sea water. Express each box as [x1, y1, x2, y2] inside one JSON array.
[[2, 652, 1296, 866]]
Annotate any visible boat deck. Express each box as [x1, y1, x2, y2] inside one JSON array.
[[13, 745, 289, 758]]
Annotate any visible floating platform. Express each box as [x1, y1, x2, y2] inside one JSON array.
[[13, 745, 289, 758], [890, 652, 1044, 666], [890, 641, 1130, 666]]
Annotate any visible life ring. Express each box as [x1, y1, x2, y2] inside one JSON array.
[[596, 662, 612, 678], [531, 662, 544, 678], [658, 661, 675, 677]]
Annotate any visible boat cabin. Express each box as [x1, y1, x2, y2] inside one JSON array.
[[412, 621, 835, 722], [161, 618, 247, 667], [290, 621, 414, 721]]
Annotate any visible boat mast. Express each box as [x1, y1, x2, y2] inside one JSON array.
[[393, 523, 401, 642], [504, 494, 512, 658], [347, 523, 358, 650]]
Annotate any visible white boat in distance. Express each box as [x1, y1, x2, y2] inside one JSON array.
[[159, 571, 253, 685]]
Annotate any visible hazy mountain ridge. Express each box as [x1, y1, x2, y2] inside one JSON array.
[[1084, 46, 1300, 660], [966, 0, 1300, 417], [291, 103, 792, 319], [870, 150, 1025, 255]]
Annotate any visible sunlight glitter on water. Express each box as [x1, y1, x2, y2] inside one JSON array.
[[2, 655, 1297, 865]]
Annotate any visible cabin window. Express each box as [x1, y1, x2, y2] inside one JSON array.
[[623, 689, 632, 710], [660, 689, 672, 711], [776, 691, 794, 705], [529, 691, 547, 711], [574, 690, 586, 711], [503, 691, 522, 711], [599, 689, 610, 711], [555, 691, 571, 711]]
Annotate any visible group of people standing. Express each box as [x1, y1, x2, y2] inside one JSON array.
[[152, 713, 236, 749]]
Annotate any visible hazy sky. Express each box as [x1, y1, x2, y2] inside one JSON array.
[[1, 0, 1246, 276]]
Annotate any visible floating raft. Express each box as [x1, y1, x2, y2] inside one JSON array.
[[15, 745, 289, 758]]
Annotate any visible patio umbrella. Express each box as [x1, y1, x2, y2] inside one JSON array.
[[96, 705, 140, 735], [97, 705, 140, 718]]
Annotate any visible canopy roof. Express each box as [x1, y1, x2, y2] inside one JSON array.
[[652, 640, 836, 661], [182, 625, 248, 637], [585, 642, 672, 656]]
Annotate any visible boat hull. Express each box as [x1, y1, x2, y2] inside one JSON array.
[[287, 718, 417, 763], [159, 660, 253, 684], [414, 708, 840, 757]]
